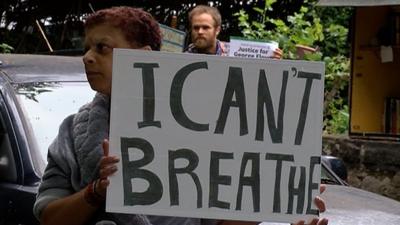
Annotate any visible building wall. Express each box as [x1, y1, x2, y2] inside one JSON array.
[[351, 6, 400, 134]]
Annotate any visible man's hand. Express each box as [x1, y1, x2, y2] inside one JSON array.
[[271, 48, 283, 59]]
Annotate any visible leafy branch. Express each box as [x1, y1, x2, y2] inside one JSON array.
[[235, 0, 351, 134], [0, 43, 14, 53]]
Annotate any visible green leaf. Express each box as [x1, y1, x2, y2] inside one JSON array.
[[252, 21, 265, 30], [0, 43, 14, 53], [253, 7, 264, 14]]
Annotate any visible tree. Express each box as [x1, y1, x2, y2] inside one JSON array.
[[235, 0, 352, 134], [1, 0, 305, 53]]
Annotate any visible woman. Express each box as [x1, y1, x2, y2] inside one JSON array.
[[33, 6, 328, 225]]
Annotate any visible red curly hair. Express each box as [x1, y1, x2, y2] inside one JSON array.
[[85, 6, 162, 50]]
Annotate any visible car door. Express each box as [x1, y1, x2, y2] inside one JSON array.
[[0, 86, 39, 225]]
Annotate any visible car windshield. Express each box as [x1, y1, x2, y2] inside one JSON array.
[[14, 81, 95, 162], [321, 163, 342, 185]]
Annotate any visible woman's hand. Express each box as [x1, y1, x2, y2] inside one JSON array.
[[292, 184, 328, 225], [40, 140, 119, 225], [97, 139, 120, 197]]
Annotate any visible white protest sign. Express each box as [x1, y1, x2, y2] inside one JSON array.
[[229, 36, 278, 59], [107, 49, 325, 223]]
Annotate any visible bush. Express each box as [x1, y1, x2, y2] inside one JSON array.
[[0, 43, 13, 53], [324, 55, 350, 134], [235, 0, 350, 134]]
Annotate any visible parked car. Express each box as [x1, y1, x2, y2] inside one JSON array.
[[0, 54, 399, 225], [0, 54, 95, 225]]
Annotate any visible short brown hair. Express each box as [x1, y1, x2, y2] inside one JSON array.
[[85, 6, 162, 50], [188, 5, 221, 28]]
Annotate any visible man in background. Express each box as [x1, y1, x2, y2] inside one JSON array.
[[186, 5, 282, 58], [186, 5, 227, 55]]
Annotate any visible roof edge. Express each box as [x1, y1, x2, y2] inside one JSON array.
[[318, 0, 400, 6]]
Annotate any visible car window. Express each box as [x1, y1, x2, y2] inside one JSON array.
[[14, 82, 95, 166], [0, 114, 17, 183]]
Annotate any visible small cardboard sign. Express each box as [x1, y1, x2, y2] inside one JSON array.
[[229, 36, 278, 59]]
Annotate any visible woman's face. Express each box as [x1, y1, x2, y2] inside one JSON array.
[[82, 23, 133, 95]]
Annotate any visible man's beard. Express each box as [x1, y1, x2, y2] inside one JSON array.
[[194, 37, 213, 51]]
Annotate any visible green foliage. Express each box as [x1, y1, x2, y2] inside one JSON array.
[[323, 24, 349, 56], [315, 6, 352, 57], [325, 105, 349, 134], [323, 55, 350, 134], [0, 0, 306, 53], [0, 43, 13, 53], [235, 0, 324, 59], [235, 0, 351, 134]]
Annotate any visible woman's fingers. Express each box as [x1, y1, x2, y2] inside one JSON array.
[[293, 217, 328, 225], [100, 155, 119, 167], [314, 184, 327, 213], [308, 219, 319, 225], [95, 140, 121, 197], [95, 178, 110, 197], [99, 156, 119, 180], [99, 138, 120, 177], [317, 218, 329, 225], [103, 139, 109, 156], [99, 164, 118, 179], [320, 184, 326, 194], [99, 155, 119, 179], [314, 196, 326, 213], [98, 179, 110, 190], [292, 184, 328, 225], [292, 220, 305, 225], [98, 138, 120, 188]]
